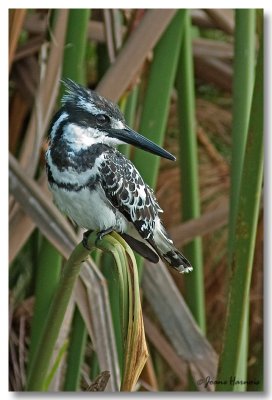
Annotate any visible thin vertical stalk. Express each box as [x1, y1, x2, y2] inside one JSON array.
[[132, 10, 186, 276], [89, 353, 100, 381], [227, 10, 256, 389], [176, 10, 205, 332], [118, 86, 139, 158], [27, 237, 62, 376], [216, 20, 263, 390], [235, 306, 249, 391], [228, 10, 256, 257], [133, 10, 186, 188], [43, 341, 69, 390], [63, 307, 88, 390], [61, 9, 91, 87]]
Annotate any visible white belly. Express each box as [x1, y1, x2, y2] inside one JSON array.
[[50, 183, 128, 232]]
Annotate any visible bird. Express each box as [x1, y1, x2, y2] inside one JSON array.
[[45, 79, 192, 273]]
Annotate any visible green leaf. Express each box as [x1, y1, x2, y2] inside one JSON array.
[[176, 10, 205, 332], [216, 14, 263, 391]]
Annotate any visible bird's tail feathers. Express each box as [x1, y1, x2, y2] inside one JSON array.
[[120, 232, 159, 263], [149, 222, 193, 273]]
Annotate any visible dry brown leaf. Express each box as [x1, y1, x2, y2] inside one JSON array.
[[97, 9, 176, 101], [9, 9, 27, 72]]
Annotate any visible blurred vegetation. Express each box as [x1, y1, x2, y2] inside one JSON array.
[[9, 9, 263, 392]]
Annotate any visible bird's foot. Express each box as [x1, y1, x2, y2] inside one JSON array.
[[82, 229, 93, 250], [95, 227, 114, 246], [82, 228, 114, 250]]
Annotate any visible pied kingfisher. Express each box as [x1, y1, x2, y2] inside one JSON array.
[[45, 79, 192, 273]]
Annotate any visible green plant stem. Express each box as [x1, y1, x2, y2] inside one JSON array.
[[63, 307, 88, 390], [228, 9, 256, 258], [133, 10, 186, 188], [89, 352, 100, 381], [132, 10, 186, 276], [216, 21, 263, 391], [176, 10, 205, 333], [118, 86, 139, 158], [27, 237, 62, 375], [26, 233, 96, 391], [44, 341, 69, 390], [61, 9, 91, 90], [227, 10, 256, 390]]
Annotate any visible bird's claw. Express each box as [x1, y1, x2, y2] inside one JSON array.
[[82, 230, 93, 250], [95, 227, 114, 246], [82, 228, 114, 249]]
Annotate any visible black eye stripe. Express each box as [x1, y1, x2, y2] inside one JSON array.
[[63, 106, 111, 128]]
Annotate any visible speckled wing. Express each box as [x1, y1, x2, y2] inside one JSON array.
[[98, 149, 162, 240]]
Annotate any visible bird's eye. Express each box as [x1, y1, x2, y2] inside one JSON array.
[[96, 114, 110, 125]]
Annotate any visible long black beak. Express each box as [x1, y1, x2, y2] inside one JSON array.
[[107, 126, 176, 161]]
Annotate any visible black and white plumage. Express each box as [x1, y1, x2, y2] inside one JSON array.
[[45, 79, 192, 273]]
